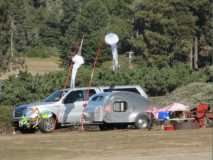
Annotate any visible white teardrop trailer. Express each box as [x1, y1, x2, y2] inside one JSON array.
[[83, 91, 152, 130]]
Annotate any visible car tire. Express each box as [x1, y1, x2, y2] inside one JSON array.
[[19, 127, 36, 134], [39, 116, 56, 133], [135, 114, 151, 130]]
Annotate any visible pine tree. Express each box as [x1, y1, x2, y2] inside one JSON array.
[[132, 0, 213, 68]]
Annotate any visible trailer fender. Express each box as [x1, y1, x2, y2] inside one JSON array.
[[128, 113, 138, 123]]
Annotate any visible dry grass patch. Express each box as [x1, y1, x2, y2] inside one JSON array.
[[0, 57, 63, 80], [0, 128, 212, 160]]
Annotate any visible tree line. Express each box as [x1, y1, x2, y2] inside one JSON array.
[[0, 0, 212, 69], [0, 0, 213, 105]]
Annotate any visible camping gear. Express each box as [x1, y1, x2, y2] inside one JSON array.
[[195, 103, 209, 128], [164, 121, 175, 131], [158, 112, 170, 121], [147, 102, 213, 130]]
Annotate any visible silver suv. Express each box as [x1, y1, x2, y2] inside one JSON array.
[[13, 85, 148, 132]]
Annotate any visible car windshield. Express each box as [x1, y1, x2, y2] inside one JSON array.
[[44, 90, 67, 102], [91, 95, 104, 102]]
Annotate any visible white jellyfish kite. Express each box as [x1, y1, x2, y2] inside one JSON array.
[[70, 39, 84, 88], [105, 33, 119, 71]]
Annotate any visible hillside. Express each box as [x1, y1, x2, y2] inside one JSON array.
[[150, 82, 213, 107]]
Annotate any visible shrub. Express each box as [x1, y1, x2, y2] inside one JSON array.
[[1, 71, 66, 105], [0, 105, 13, 129], [0, 63, 209, 105], [93, 63, 209, 96]]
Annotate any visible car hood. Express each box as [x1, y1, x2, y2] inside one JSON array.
[[16, 101, 56, 109]]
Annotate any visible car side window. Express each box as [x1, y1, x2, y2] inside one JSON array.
[[113, 101, 128, 112], [104, 88, 140, 95], [85, 89, 96, 98], [92, 95, 104, 102], [64, 90, 84, 104]]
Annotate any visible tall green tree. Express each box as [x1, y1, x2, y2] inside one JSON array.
[[39, 0, 64, 48], [0, 0, 10, 56], [186, 0, 213, 68], [132, 0, 198, 67], [131, 0, 213, 68], [59, 0, 83, 64], [61, 0, 110, 64]]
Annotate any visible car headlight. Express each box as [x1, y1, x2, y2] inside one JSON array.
[[25, 107, 39, 119]]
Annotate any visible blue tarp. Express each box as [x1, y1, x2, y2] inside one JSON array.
[[158, 111, 170, 121]]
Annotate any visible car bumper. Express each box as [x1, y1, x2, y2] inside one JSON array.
[[12, 117, 38, 128]]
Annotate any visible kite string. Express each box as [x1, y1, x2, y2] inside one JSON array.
[[80, 46, 102, 131]]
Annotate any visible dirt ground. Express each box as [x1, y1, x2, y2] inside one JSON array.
[[0, 128, 212, 160]]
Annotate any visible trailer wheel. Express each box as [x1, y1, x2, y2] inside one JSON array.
[[39, 117, 56, 133], [99, 123, 113, 131], [115, 124, 128, 129], [135, 114, 151, 129]]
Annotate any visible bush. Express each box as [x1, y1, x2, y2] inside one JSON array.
[[93, 63, 209, 96], [1, 71, 66, 105], [0, 63, 209, 106], [0, 67, 94, 106], [0, 105, 13, 129]]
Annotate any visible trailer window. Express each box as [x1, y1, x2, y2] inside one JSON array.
[[113, 101, 127, 112]]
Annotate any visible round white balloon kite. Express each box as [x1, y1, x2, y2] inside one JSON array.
[[105, 33, 119, 71]]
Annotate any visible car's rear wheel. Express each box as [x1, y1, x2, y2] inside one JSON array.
[[39, 117, 56, 133]]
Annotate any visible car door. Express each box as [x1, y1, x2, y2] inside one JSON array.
[[63, 90, 84, 123], [63, 89, 97, 124]]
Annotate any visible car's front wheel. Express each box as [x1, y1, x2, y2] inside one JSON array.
[[39, 117, 56, 133], [19, 127, 36, 134]]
